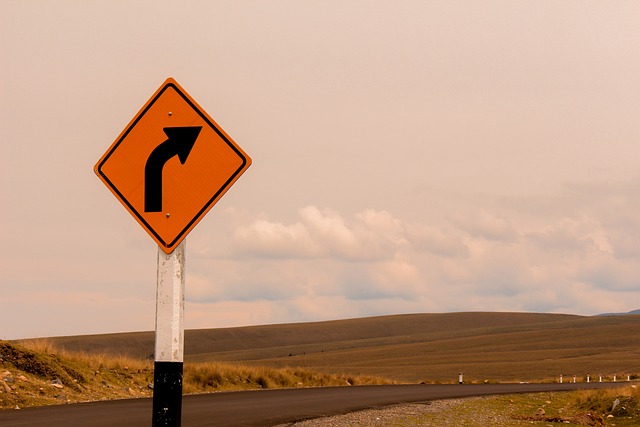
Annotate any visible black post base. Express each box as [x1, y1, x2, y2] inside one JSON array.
[[152, 361, 184, 427]]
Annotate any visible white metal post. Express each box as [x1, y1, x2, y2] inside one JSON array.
[[152, 240, 186, 427]]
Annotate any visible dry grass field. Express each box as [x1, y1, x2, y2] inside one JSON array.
[[0, 340, 388, 409], [37, 312, 640, 384]]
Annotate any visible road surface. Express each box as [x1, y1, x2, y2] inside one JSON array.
[[0, 382, 628, 426]]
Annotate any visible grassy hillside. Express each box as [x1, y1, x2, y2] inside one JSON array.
[[0, 340, 389, 409], [34, 312, 640, 383]]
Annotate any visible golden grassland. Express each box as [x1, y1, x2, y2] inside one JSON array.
[[43, 312, 640, 383]]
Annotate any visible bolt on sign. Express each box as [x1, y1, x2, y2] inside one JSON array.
[[94, 78, 252, 253]]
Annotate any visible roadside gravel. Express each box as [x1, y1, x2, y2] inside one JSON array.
[[276, 396, 516, 426]]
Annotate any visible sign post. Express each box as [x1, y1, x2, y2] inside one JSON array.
[[94, 78, 251, 426], [152, 240, 186, 426]]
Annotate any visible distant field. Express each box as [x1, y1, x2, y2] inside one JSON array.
[[36, 312, 640, 383]]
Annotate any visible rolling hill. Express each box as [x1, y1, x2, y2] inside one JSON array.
[[35, 312, 640, 383]]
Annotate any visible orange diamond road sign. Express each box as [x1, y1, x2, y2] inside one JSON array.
[[94, 77, 251, 253]]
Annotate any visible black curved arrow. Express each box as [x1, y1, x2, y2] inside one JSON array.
[[144, 126, 202, 212]]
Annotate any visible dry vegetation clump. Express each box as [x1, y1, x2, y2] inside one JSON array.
[[1, 339, 155, 409], [571, 386, 640, 424], [0, 341, 85, 390], [508, 387, 640, 427], [182, 362, 392, 394]]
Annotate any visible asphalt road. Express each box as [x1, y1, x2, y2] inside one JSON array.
[[0, 382, 628, 427]]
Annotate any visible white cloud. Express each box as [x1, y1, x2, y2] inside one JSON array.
[[579, 252, 640, 292], [449, 210, 519, 242], [183, 175, 640, 326], [233, 218, 318, 258], [525, 216, 604, 254], [403, 223, 469, 258], [230, 206, 407, 262]]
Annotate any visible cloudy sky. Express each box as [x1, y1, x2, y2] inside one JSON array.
[[2, 1, 639, 339]]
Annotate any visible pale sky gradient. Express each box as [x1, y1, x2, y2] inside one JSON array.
[[1, 1, 639, 339]]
